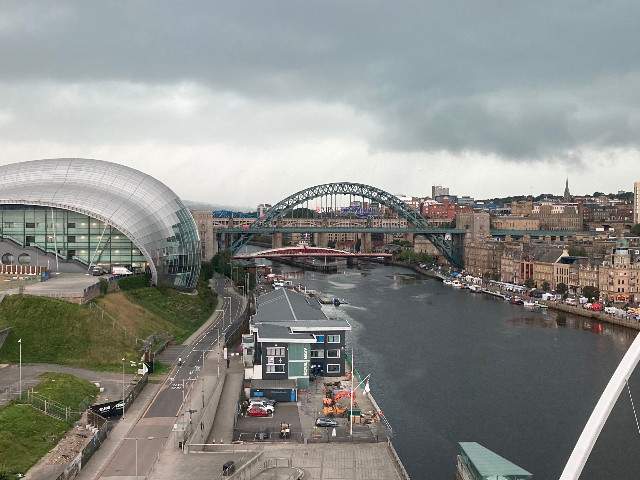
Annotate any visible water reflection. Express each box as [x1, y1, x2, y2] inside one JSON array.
[[507, 310, 637, 348]]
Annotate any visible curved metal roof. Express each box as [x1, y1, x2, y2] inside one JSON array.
[[0, 158, 200, 287]]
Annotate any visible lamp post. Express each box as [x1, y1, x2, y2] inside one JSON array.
[[350, 348, 354, 436], [238, 285, 244, 298], [224, 296, 232, 329], [122, 357, 125, 419], [18, 338, 22, 399], [123, 436, 154, 478], [196, 341, 219, 408], [215, 310, 225, 329]]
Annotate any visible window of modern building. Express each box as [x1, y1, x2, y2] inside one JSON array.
[[310, 350, 324, 358], [2, 253, 13, 264], [327, 364, 340, 373], [18, 254, 30, 265], [266, 364, 285, 373], [266, 347, 286, 357], [327, 349, 340, 358], [327, 335, 340, 343], [316, 335, 325, 343], [25, 222, 35, 229]]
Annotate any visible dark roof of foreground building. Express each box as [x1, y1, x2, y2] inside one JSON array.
[[0, 158, 200, 289], [252, 289, 351, 331]]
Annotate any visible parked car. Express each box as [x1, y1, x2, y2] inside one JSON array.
[[255, 427, 270, 440], [248, 399, 274, 413], [247, 406, 271, 417], [249, 396, 276, 406], [315, 417, 339, 427]]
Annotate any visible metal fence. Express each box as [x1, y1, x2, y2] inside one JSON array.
[[16, 389, 84, 422]]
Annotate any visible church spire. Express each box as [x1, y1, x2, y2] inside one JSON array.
[[563, 177, 571, 202]]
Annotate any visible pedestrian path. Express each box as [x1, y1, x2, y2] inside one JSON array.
[[74, 380, 162, 480]]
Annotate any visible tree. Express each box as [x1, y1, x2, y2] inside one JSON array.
[[630, 224, 640, 236], [556, 283, 569, 297], [524, 278, 535, 289], [568, 245, 588, 257], [582, 286, 600, 302], [541, 281, 550, 292]]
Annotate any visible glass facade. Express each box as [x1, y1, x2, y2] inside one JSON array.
[[0, 159, 201, 290]]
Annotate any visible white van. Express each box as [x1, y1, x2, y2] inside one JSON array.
[[565, 298, 577, 306], [112, 266, 133, 275]]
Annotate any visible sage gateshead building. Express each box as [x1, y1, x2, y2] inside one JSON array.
[[0, 158, 201, 290]]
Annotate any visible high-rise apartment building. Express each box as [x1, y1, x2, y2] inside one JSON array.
[[633, 182, 640, 224], [432, 185, 449, 199]]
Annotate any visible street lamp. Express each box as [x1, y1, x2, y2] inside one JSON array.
[[224, 296, 232, 328], [18, 338, 22, 399], [215, 310, 225, 329], [122, 357, 125, 419], [123, 436, 154, 478]]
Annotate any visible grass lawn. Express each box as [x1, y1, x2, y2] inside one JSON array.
[[0, 372, 100, 475], [0, 404, 69, 475], [32, 372, 99, 409], [0, 274, 215, 369], [0, 296, 140, 369]]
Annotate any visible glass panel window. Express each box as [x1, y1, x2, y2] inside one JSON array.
[[327, 335, 340, 343], [327, 349, 340, 358], [266, 347, 286, 357], [310, 350, 324, 358], [25, 222, 35, 229], [327, 364, 340, 373], [266, 364, 285, 373], [316, 335, 324, 343]]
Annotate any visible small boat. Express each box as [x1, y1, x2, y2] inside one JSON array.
[[523, 300, 535, 307], [469, 285, 482, 293], [534, 301, 548, 309], [452, 280, 462, 288], [443, 279, 453, 286]]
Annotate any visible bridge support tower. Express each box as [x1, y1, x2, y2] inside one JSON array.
[[347, 257, 359, 266], [315, 232, 329, 248], [272, 233, 283, 248], [360, 232, 372, 253]]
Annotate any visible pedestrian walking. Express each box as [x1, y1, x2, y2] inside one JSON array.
[[226, 357, 230, 368]]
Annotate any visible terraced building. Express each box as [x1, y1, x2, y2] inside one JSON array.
[[0, 158, 200, 290]]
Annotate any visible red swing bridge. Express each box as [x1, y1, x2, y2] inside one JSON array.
[[233, 245, 392, 259]]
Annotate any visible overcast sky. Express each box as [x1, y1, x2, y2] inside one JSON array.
[[1, 1, 639, 208]]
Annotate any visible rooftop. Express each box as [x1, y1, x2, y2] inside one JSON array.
[[459, 442, 532, 479], [252, 289, 351, 332]]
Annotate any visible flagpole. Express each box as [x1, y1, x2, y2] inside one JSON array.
[[350, 348, 354, 436]]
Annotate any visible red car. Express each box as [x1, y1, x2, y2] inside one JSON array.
[[247, 406, 270, 417]]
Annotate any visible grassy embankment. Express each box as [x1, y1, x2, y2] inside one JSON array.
[[0, 274, 217, 370], [0, 373, 99, 476]]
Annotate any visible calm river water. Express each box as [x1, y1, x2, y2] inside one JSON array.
[[257, 255, 640, 478]]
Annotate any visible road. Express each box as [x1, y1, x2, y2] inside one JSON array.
[[91, 275, 246, 479]]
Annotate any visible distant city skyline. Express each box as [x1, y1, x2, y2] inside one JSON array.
[[1, 2, 639, 206]]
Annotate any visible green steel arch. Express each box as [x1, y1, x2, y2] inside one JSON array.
[[230, 182, 463, 267]]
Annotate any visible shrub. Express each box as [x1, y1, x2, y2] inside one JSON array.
[[118, 274, 151, 291]]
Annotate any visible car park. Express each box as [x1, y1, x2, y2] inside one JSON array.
[[247, 406, 271, 417], [255, 427, 270, 440], [315, 417, 339, 427]]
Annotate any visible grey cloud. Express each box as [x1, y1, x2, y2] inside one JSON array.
[[1, 1, 640, 160]]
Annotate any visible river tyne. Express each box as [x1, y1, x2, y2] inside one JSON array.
[[259, 256, 640, 478]]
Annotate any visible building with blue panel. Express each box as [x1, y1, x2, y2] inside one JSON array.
[[248, 288, 351, 393]]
